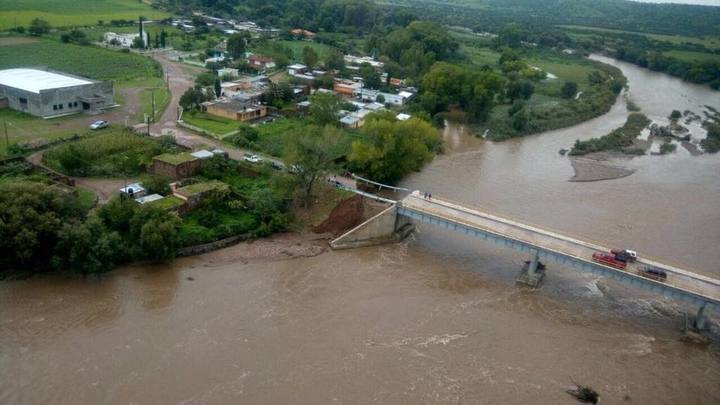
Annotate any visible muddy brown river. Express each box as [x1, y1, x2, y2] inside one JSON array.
[[2, 57, 719, 404]]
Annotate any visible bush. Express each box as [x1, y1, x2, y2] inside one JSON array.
[[0, 182, 87, 273], [659, 142, 677, 155], [141, 174, 172, 195], [570, 113, 651, 156]]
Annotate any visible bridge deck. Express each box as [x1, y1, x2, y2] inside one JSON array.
[[401, 191, 720, 306]]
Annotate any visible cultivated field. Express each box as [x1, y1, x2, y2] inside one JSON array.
[[560, 25, 720, 50], [0, 37, 160, 80], [0, 0, 168, 30]]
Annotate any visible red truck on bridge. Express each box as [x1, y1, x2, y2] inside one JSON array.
[[592, 252, 627, 270]]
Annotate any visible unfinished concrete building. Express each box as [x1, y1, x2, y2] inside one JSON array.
[[0, 68, 114, 118]]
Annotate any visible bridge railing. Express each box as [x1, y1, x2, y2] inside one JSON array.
[[351, 173, 411, 192], [403, 191, 702, 275]]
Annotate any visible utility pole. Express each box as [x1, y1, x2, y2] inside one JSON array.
[[146, 115, 151, 137], [151, 89, 156, 121], [3, 121, 8, 149]]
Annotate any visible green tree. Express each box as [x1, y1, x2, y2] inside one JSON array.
[[227, 32, 250, 59], [507, 80, 534, 102], [421, 62, 504, 121], [285, 125, 342, 207], [302, 46, 319, 69], [28, 18, 51, 36], [99, 197, 138, 234], [131, 36, 145, 49], [0, 182, 85, 271], [214, 78, 222, 98], [196, 72, 217, 86], [225, 125, 260, 148], [54, 217, 122, 275], [309, 92, 341, 126], [511, 108, 529, 131], [130, 206, 180, 261], [350, 114, 441, 184], [561, 81, 579, 99], [179, 85, 211, 111], [140, 174, 171, 196], [359, 62, 381, 89], [325, 49, 345, 71]]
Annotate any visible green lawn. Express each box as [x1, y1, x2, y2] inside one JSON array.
[[460, 44, 501, 66], [244, 118, 354, 158], [663, 50, 720, 64], [0, 0, 168, 30], [276, 40, 337, 62], [146, 195, 184, 210], [0, 109, 87, 157], [526, 54, 598, 94], [0, 37, 161, 81], [183, 112, 239, 137]]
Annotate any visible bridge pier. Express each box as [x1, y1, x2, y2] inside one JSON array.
[[516, 249, 545, 288], [693, 303, 709, 331]]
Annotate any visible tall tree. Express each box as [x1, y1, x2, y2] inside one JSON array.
[[285, 125, 342, 207], [309, 92, 341, 126], [350, 113, 441, 184], [359, 63, 381, 89], [302, 46, 319, 69], [227, 32, 250, 59], [28, 18, 51, 36]]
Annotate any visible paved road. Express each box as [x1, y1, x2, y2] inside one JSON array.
[[401, 191, 720, 304], [148, 52, 285, 166]]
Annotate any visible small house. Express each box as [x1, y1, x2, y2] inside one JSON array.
[[247, 55, 276, 71], [150, 153, 202, 180], [203, 99, 268, 122]]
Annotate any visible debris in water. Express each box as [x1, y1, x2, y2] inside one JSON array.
[[186, 276, 195, 281], [566, 379, 599, 404]]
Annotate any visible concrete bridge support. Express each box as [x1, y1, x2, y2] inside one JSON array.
[[693, 303, 709, 331], [330, 204, 415, 250], [516, 248, 546, 288]]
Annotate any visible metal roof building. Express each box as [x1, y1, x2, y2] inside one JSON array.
[[0, 68, 114, 118]]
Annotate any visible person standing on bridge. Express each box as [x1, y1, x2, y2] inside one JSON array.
[[428, 192, 432, 199]]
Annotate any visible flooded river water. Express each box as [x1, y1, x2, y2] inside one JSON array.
[[2, 57, 719, 404]]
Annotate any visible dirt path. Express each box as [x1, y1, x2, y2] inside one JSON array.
[[27, 150, 135, 203], [147, 53, 286, 165]]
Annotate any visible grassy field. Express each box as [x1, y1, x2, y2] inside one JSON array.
[[43, 129, 173, 176], [459, 44, 501, 66], [183, 112, 239, 136], [559, 25, 720, 50], [0, 109, 87, 157], [0, 0, 168, 30], [0, 37, 161, 81], [277, 40, 337, 62], [662, 50, 720, 64]]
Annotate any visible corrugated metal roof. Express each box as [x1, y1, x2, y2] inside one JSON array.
[[0, 68, 94, 94]]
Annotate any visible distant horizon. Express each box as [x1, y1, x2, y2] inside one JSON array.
[[629, 0, 720, 6]]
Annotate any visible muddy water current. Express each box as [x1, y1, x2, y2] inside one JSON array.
[[2, 57, 720, 404]]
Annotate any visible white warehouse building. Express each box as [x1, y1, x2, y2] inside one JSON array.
[[0, 68, 114, 118]]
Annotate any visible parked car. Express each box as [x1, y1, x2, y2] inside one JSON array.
[[270, 161, 285, 171], [89, 120, 109, 130], [243, 154, 262, 164], [611, 249, 637, 262], [288, 164, 302, 174], [637, 266, 667, 282]]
